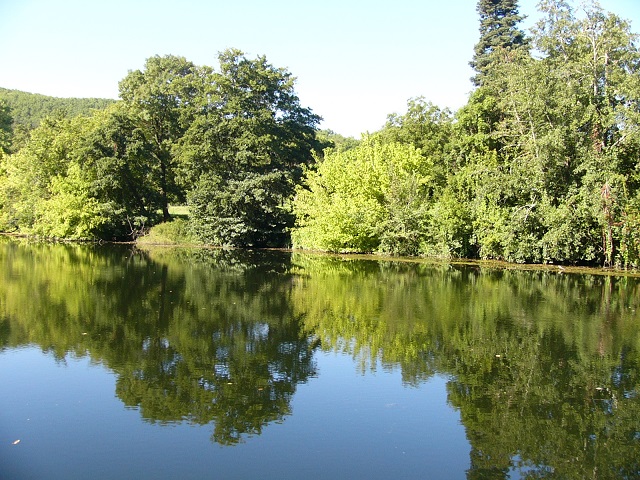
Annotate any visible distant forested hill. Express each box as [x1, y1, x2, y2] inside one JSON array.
[[0, 87, 116, 128]]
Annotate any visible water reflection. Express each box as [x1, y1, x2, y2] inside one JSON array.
[[291, 255, 640, 478], [0, 239, 639, 477], [0, 240, 318, 445]]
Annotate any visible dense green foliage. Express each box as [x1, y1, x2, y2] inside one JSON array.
[[118, 55, 206, 221], [1, 1, 640, 267], [0, 87, 115, 129], [293, 136, 435, 255], [179, 49, 322, 246], [294, 0, 640, 268], [0, 50, 321, 243], [0, 99, 12, 154]]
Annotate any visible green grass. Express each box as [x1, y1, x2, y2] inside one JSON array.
[[137, 218, 198, 246], [168, 205, 190, 219]]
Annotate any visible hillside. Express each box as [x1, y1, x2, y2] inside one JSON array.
[[0, 87, 116, 128]]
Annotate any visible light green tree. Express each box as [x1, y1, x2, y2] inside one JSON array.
[[0, 115, 83, 233], [32, 162, 109, 239], [293, 137, 433, 254]]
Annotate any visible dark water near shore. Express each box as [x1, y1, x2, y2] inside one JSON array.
[[0, 239, 639, 479]]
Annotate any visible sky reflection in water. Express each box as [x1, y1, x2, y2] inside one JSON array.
[[0, 240, 639, 479]]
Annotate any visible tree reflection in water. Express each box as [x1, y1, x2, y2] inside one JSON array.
[[0, 239, 638, 476], [0, 240, 318, 445], [290, 254, 640, 479]]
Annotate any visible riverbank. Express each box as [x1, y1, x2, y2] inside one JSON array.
[[3, 229, 639, 278]]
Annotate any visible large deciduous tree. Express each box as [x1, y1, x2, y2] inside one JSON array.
[[118, 55, 207, 221], [79, 103, 165, 238], [180, 49, 322, 247]]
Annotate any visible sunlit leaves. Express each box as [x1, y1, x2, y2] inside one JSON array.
[[0, 114, 91, 236], [33, 163, 109, 239], [293, 138, 431, 254]]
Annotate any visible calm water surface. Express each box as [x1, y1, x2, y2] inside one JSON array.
[[0, 239, 639, 479]]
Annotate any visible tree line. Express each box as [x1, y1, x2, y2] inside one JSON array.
[[295, 0, 640, 268], [0, 87, 116, 152], [1, 0, 640, 267], [0, 87, 116, 130], [0, 49, 324, 244]]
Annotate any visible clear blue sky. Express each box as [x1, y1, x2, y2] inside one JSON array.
[[0, 0, 638, 137]]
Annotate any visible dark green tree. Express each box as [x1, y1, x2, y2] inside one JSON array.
[[79, 104, 164, 238], [470, 0, 528, 86], [180, 49, 322, 247], [118, 55, 207, 221], [315, 129, 359, 153]]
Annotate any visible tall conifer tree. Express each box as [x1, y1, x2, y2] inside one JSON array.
[[470, 0, 528, 86]]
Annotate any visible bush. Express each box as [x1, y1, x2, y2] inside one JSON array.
[[293, 138, 432, 254], [188, 171, 293, 248], [137, 218, 196, 245]]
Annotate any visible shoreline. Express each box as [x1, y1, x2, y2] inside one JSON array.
[[3, 232, 639, 278]]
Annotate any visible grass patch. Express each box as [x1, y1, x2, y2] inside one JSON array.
[[137, 218, 198, 245], [168, 205, 190, 219]]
